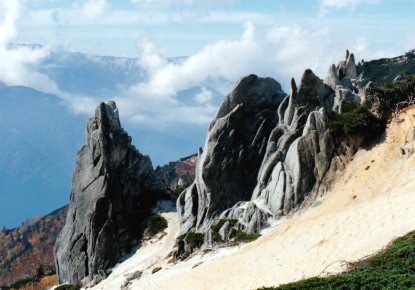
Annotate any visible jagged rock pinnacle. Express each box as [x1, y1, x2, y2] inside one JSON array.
[[54, 101, 170, 286]]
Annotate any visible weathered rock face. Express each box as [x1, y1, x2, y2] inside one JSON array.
[[54, 101, 170, 285], [177, 75, 286, 234], [326, 50, 360, 113], [218, 70, 336, 235], [177, 52, 364, 243]]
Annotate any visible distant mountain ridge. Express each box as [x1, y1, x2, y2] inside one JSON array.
[[0, 86, 84, 228], [0, 47, 213, 228]]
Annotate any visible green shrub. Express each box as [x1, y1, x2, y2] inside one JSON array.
[[211, 218, 238, 241], [230, 229, 261, 243], [145, 214, 168, 236], [174, 187, 185, 195], [328, 101, 383, 141], [259, 230, 415, 290], [185, 232, 204, 248], [55, 284, 81, 290]]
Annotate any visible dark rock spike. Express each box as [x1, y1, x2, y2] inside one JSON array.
[[291, 77, 297, 96], [54, 101, 171, 286]]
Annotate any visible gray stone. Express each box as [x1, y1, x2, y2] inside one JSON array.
[[326, 51, 361, 112], [54, 101, 171, 285], [333, 88, 361, 113], [121, 270, 142, 290], [177, 75, 286, 235], [125, 270, 143, 281], [222, 70, 336, 233], [177, 52, 365, 241], [176, 52, 364, 245], [345, 52, 357, 79]]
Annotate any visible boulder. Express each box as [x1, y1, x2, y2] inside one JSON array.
[[54, 101, 170, 285]]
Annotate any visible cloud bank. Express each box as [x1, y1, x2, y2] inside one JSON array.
[[114, 21, 370, 128], [0, 0, 55, 91]]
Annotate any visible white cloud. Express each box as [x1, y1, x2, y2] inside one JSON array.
[[195, 88, 213, 104], [0, 0, 99, 116], [320, 0, 380, 11], [0, 0, 55, 90], [2, 0, 398, 131], [128, 21, 337, 103], [131, 0, 194, 6], [107, 21, 370, 129], [25, 8, 272, 26], [76, 0, 110, 19], [0, 1, 20, 46], [130, 0, 231, 9], [131, 22, 257, 100]]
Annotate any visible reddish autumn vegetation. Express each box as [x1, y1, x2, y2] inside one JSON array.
[[0, 206, 68, 288], [156, 154, 197, 192]]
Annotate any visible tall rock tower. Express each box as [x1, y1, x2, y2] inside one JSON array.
[[54, 101, 170, 285]]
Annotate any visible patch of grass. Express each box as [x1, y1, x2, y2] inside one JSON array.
[[211, 218, 238, 241], [230, 229, 261, 243], [328, 101, 383, 142], [55, 284, 81, 290], [145, 213, 168, 236], [259, 230, 415, 290], [184, 231, 205, 248]]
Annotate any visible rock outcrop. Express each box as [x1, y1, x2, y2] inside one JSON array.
[[54, 101, 171, 285], [326, 50, 360, 113], [177, 75, 286, 235], [177, 52, 365, 244], [216, 70, 337, 236]]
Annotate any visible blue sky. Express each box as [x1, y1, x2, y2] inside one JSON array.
[[0, 0, 415, 135], [13, 0, 415, 58]]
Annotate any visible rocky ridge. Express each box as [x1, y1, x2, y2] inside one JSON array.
[[177, 51, 365, 244], [54, 101, 171, 286]]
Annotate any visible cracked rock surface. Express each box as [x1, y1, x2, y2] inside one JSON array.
[[54, 101, 170, 285]]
